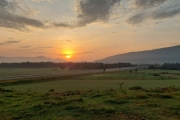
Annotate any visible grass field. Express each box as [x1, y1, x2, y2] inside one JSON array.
[[3, 69, 180, 92], [4, 80, 180, 93], [1, 86, 180, 120], [1, 69, 180, 120]]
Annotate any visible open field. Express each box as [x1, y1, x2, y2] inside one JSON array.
[[0, 86, 180, 120], [2, 69, 180, 92], [3, 80, 180, 93], [0, 68, 69, 77], [0, 68, 119, 81], [1, 69, 180, 119]]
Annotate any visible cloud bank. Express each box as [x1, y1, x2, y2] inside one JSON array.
[[1, 0, 180, 30], [0, 0, 46, 30], [127, 0, 180, 25], [54, 0, 121, 28], [133, 0, 167, 8]]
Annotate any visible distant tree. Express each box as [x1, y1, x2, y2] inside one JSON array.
[[135, 68, 138, 76], [129, 70, 132, 74]]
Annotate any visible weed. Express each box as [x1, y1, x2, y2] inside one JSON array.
[[117, 82, 124, 89]]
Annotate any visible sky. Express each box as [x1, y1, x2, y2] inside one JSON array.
[[0, 0, 180, 62]]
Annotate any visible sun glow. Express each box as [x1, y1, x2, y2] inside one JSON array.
[[63, 50, 73, 59], [66, 55, 71, 59]]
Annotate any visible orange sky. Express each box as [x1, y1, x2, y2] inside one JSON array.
[[0, 0, 180, 62]]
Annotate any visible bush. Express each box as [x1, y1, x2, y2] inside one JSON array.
[[129, 86, 143, 91], [48, 89, 55, 92]]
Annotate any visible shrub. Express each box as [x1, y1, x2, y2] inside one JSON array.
[[129, 86, 143, 91], [48, 89, 55, 92]]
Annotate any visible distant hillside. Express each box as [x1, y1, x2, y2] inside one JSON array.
[[0, 56, 64, 63], [95, 45, 180, 64]]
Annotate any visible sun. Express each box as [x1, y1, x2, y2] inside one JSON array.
[[66, 55, 71, 59]]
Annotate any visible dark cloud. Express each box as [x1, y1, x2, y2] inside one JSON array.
[[76, 0, 121, 26], [127, 4, 180, 25], [0, 40, 21, 45], [1, 0, 179, 30], [0, 0, 8, 7], [54, 0, 121, 28], [134, 0, 167, 8], [126, 12, 146, 25], [0, 0, 46, 30], [151, 7, 180, 20]]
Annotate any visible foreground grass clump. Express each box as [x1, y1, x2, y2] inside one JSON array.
[[0, 86, 180, 120]]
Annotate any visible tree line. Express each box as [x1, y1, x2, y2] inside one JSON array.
[[0, 62, 133, 69], [149, 63, 180, 70]]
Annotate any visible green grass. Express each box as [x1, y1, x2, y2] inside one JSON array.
[[1, 69, 180, 119], [3, 69, 180, 93], [76, 69, 180, 80], [4, 80, 180, 93], [0, 87, 180, 120]]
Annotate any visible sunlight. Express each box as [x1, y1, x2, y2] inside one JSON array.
[[63, 50, 73, 59], [66, 55, 71, 59]]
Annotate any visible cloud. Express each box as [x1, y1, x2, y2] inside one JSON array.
[[59, 51, 93, 56], [0, 40, 21, 46], [75, 51, 93, 55], [151, 7, 180, 20], [1, 0, 180, 30], [37, 47, 53, 49], [133, 0, 167, 8], [21, 46, 32, 48], [54, 0, 121, 28], [31, 0, 53, 2], [127, 8, 180, 25], [126, 12, 147, 25], [61, 40, 72, 42], [0, 0, 47, 30]]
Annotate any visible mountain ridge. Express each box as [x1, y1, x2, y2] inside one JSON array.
[[0, 56, 65, 63], [95, 45, 180, 64]]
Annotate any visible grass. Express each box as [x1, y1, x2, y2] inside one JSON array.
[[76, 69, 180, 80], [2, 69, 180, 93], [0, 68, 70, 77], [4, 79, 180, 93], [1, 69, 180, 119], [0, 86, 180, 120]]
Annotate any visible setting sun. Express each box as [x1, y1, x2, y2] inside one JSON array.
[[66, 55, 71, 59]]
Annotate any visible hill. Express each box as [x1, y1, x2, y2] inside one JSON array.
[[0, 56, 64, 63], [95, 45, 180, 64]]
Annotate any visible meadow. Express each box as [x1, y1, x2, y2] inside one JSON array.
[[2, 69, 180, 92], [1, 85, 180, 120], [0, 69, 180, 120]]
